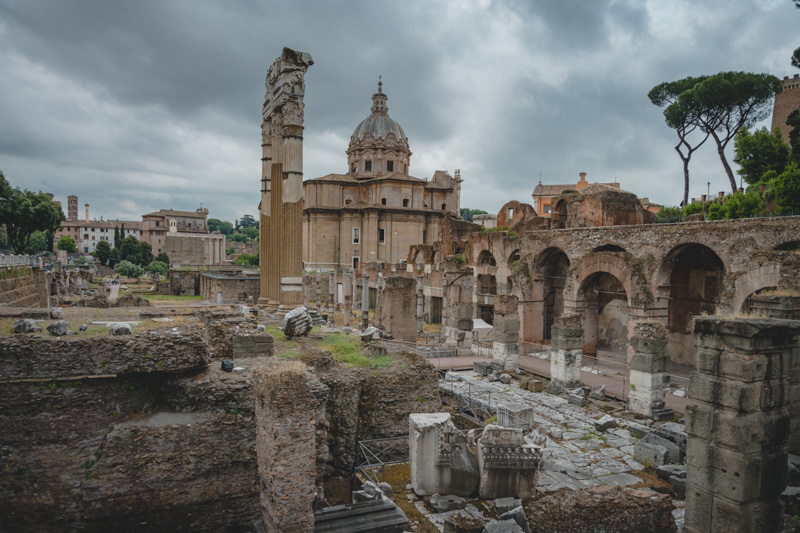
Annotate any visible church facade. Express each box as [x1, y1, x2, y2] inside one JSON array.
[[303, 82, 462, 270]]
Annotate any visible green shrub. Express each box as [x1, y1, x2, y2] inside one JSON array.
[[144, 260, 168, 275], [116, 260, 145, 278]]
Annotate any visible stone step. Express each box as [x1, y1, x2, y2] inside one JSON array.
[[651, 408, 675, 421]]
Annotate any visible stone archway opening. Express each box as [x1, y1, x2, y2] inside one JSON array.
[[592, 244, 626, 253], [476, 250, 497, 296], [577, 272, 629, 357], [658, 243, 725, 363], [551, 200, 568, 229], [534, 248, 570, 342]]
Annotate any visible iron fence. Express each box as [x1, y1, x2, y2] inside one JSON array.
[[355, 436, 409, 485]]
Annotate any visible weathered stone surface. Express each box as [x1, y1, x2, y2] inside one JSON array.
[[361, 325, 383, 341], [444, 511, 485, 533], [483, 519, 524, 533], [109, 322, 133, 336], [12, 318, 37, 333], [313, 497, 411, 533], [498, 506, 530, 533], [282, 306, 313, 337], [477, 425, 543, 499], [49, 307, 63, 319], [431, 493, 467, 512], [0, 325, 210, 379], [474, 361, 491, 376], [594, 414, 617, 431], [499, 373, 512, 384], [589, 384, 605, 400], [494, 497, 522, 515], [46, 320, 70, 336], [374, 276, 416, 342], [526, 486, 676, 532]]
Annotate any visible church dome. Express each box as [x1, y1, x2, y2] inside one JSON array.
[[351, 82, 407, 143]]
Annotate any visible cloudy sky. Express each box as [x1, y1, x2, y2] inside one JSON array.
[[1, 0, 798, 223]]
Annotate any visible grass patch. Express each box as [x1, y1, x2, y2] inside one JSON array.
[[263, 325, 286, 341], [142, 294, 203, 300], [318, 333, 394, 368], [277, 349, 303, 360]]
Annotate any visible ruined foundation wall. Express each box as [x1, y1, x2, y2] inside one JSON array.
[[0, 266, 47, 307], [254, 360, 328, 532], [0, 328, 260, 533]]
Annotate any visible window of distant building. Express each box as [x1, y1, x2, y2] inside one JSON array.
[[378, 228, 386, 244], [352, 227, 360, 244], [352, 257, 359, 269], [345, 197, 353, 205], [91, 228, 95, 232], [92, 236, 95, 240], [544, 205, 551, 214], [84, 234, 88, 239], [403, 198, 409, 208], [365, 160, 372, 172], [441, 203, 447, 210], [156, 221, 159, 226], [381, 197, 387, 205], [508, 207, 514, 219], [386, 161, 394, 172], [84, 247, 89, 253]]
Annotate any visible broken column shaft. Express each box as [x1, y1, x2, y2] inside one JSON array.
[[627, 322, 673, 420], [548, 314, 583, 393], [684, 317, 800, 533], [492, 294, 520, 372]]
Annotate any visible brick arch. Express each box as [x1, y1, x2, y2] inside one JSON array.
[[477, 250, 497, 266], [568, 254, 637, 307], [730, 264, 781, 313]]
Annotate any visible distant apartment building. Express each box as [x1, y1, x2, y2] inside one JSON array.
[[51, 197, 225, 265]]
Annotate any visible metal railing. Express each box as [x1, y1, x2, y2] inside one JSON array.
[[355, 436, 409, 485], [582, 353, 630, 401]]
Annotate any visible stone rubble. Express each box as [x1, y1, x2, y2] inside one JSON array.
[[109, 322, 133, 336], [282, 306, 312, 337], [46, 320, 70, 336]]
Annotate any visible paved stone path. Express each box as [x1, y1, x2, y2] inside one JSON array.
[[441, 370, 649, 494], [429, 355, 691, 413]]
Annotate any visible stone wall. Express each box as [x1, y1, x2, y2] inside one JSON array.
[[0, 266, 48, 307], [0, 325, 209, 380], [200, 272, 260, 303], [169, 270, 200, 295], [0, 327, 260, 532], [254, 359, 328, 532], [374, 275, 416, 342]]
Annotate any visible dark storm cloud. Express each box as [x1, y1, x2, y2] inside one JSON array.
[[0, 0, 798, 222]]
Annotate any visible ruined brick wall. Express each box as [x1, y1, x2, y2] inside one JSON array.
[[374, 275, 416, 342], [0, 328, 260, 533], [200, 272, 260, 302], [169, 270, 200, 295], [0, 266, 46, 307], [772, 74, 800, 144], [0, 325, 209, 380], [254, 360, 328, 532]]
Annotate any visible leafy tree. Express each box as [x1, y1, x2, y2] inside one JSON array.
[[792, 46, 800, 70], [144, 260, 168, 275], [155, 252, 170, 264], [28, 231, 48, 254], [683, 201, 707, 216], [680, 72, 783, 193], [139, 241, 154, 266], [0, 171, 66, 254], [94, 240, 112, 265], [241, 227, 259, 240], [788, 109, 800, 164], [207, 218, 234, 235], [238, 214, 258, 229], [118, 235, 142, 265], [649, 76, 712, 208], [773, 162, 800, 215], [655, 206, 682, 221], [108, 248, 120, 268], [229, 233, 249, 243], [57, 235, 77, 253], [114, 226, 121, 248], [226, 247, 235, 255], [234, 253, 259, 266], [116, 260, 144, 278], [0, 226, 8, 250], [716, 190, 765, 219], [733, 127, 791, 185], [459, 208, 487, 222]]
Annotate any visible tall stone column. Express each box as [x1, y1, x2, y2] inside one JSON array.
[[547, 314, 583, 393], [361, 272, 369, 330], [684, 317, 799, 533], [627, 322, 673, 420], [492, 294, 520, 372], [343, 270, 352, 327], [416, 275, 424, 337], [257, 47, 313, 313]]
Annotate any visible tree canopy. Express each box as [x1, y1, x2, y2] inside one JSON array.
[[649, 76, 711, 208], [238, 214, 258, 229], [733, 127, 791, 185], [94, 240, 112, 265], [682, 72, 783, 192], [57, 235, 77, 253], [460, 208, 487, 222], [208, 218, 234, 235], [0, 171, 66, 254], [773, 162, 800, 215]]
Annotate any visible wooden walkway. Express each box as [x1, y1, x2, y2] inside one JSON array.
[[429, 354, 691, 414]]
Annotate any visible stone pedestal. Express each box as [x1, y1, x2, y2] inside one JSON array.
[[627, 322, 672, 420], [684, 317, 800, 533], [477, 425, 543, 499], [374, 276, 416, 343], [409, 413, 479, 498], [443, 270, 475, 356], [548, 315, 583, 393], [492, 294, 520, 372]]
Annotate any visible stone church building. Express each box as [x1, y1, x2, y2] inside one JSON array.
[[302, 82, 462, 270]]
